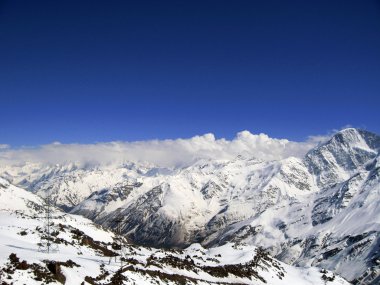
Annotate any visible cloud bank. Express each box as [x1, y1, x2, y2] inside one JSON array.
[[0, 131, 329, 168]]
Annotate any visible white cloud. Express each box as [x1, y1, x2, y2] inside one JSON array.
[[0, 131, 329, 168], [0, 144, 9, 150]]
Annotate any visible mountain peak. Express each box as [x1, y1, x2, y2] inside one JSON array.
[[328, 128, 380, 151], [336, 127, 363, 138], [305, 128, 379, 188], [331, 128, 363, 146]]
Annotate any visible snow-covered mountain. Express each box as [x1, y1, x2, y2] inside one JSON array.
[[1, 128, 379, 284], [0, 162, 152, 211], [0, 178, 348, 285]]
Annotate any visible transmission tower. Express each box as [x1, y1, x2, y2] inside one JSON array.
[[114, 218, 125, 267], [38, 194, 59, 253]]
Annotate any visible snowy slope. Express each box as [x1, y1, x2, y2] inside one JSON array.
[[0, 177, 44, 214], [0, 179, 349, 285]]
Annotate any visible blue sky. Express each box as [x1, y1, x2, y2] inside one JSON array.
[[0, 0, 379, 146]]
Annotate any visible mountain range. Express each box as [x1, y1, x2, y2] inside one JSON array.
[[1, 128, 379, 284]]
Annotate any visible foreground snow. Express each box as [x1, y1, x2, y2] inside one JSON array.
[[0, 211, 349, 285]]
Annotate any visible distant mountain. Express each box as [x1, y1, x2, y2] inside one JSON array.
[[1, 128, 379, 284], [0, 162, 152, 211], [0, 178, 347, 285]]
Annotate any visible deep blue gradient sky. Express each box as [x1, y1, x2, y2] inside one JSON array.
[[1, 0, 379, 146]]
